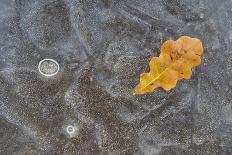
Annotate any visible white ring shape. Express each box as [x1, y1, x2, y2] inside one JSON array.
[[66, 125, 76, 135], [38, 58, 60, 77]]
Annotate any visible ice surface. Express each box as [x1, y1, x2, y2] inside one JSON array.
[[0, 0, 231, 154]]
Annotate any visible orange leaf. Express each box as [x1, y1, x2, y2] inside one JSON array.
[[134, 36, 204, 95]]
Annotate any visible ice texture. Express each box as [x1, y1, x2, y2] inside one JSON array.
[[0, 0, 231, 154]]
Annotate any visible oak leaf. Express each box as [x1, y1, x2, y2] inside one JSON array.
[[134, 36, 204, 95]]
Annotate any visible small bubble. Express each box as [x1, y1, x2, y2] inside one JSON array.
[[66, 125, 75, 134], [65, 124, 79, 138], [38, 58, 59, 77]]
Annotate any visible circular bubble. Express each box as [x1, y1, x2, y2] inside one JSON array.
[[65, 124, 79, 138], [38, 58, 60, 77], [66, 125, 75, 134]]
